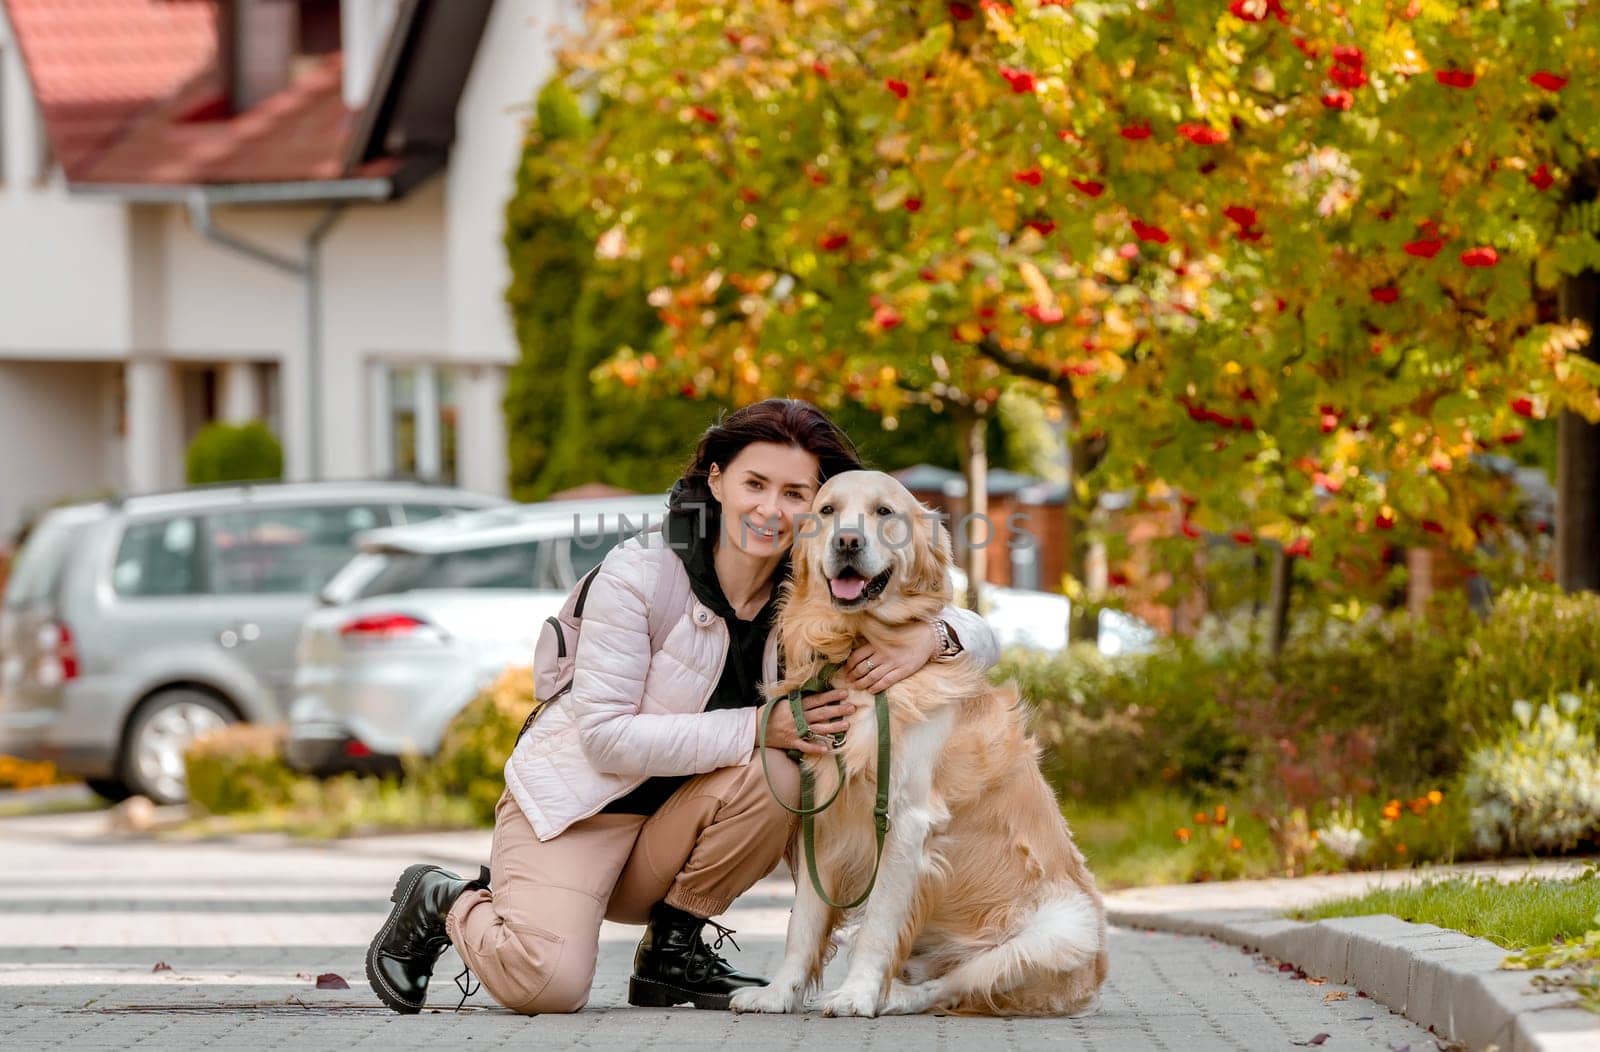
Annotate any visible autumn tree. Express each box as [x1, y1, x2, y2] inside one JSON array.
[[1004, 0, 1600, 607], [543, 0, 1600, 624], [553, 0, 1165, 612], [503, 83, 1038, 500]]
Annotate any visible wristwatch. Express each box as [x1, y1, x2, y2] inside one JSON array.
[[931, 617, 962, 659]]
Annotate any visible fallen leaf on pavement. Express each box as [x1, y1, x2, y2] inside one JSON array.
[[1292, 1035, 1331, 1047], [151, 962, 172, 973], [1324, 990, 1349, 1003], [315, 973, 350, 989]]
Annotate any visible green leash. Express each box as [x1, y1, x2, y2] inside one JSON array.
[[758, 660, 892, 910]]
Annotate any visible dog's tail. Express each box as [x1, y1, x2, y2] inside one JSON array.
[[941, 890, 1106, 1016]]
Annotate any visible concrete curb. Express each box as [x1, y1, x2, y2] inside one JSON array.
[[1108, 905, 1598, 1051]]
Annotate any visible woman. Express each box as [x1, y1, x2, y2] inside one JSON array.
[[366, 398, 1000, 1015]]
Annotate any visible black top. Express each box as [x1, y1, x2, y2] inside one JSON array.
[[598, 495, 790, 816]]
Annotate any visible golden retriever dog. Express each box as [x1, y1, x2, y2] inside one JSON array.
[[730, 470, 1108, 1018]]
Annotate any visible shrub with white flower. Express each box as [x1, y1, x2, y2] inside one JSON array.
[[1462, 695, 1600, 855], [1315, 803, 1369, 862]]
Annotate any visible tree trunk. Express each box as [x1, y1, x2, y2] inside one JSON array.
[[1558, 266, 1600, 593], [1066, 432, 1107, 644], [1266, 545, 1293, 655], [954, 405, 989, 612]]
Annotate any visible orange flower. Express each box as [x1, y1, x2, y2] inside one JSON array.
[[1427, 790, 1444, 806], [1381, 799, 1402, 821], [1214, 804, 1228, 824], [1196, 812, 1210, 825], [1408, 798, 1428, 816], [1228, 837, 1244, 852], [1175, 827, 1192, 843], [1395, 843, 1407, 855]]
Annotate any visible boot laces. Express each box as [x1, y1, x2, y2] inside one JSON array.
[[453, 964, 480, 1011], [685, 919, 741, 984], [449, 867, 490, 1010]]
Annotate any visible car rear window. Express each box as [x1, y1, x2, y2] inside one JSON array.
[[4, 513, 90, 607], [352, 541, 545, 599], [113, 517, 201, 597], [204, 504, 391, 595]]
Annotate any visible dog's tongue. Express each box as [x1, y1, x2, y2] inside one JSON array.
[[829, 574, 867, 601]]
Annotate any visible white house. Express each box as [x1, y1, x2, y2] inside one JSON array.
[[0, 0, 572, 536]]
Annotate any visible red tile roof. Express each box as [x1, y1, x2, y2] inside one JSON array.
[[82, 53, 400, 185], [4, 0, 396, 186]]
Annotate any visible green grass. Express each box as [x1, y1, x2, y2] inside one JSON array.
[[0, 786, 106, 819], [1061, 787, 1283, 889], [1295, 870, 1600, 949], [172, 776, 483, 841]]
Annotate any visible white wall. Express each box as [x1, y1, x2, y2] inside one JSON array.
[[0, 14, 136, 358], [0, 0, 543, 508], [320, 181, 451, 479], [136, 185, 451, 483], [0, 362, 122, 534], [446, 0, 576, 368]]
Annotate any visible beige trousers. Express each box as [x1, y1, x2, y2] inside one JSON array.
[[445, 749, 800, 1015]]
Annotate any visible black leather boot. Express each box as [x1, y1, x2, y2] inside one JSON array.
[[366, 863, 490, 1014], [627, 901, 766, 1010]]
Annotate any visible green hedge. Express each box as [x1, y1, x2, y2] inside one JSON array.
[[183, 669, 535, 831], [1448, 587, 1600, 741], [185, 421, 284, 485], [1013, 603, 1471, 807], [184, 724, 298, 814]]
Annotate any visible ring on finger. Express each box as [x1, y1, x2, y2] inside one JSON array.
[[864, 658, 876, 672]]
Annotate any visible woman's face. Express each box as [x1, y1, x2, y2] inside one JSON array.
[[707, 442, 822, 558]]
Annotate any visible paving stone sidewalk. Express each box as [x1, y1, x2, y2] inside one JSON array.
[[0, 810, 1437, 1050]]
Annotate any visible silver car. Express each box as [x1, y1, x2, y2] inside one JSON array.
[[0, 481, 504, 803], [286, 494, 671, 774], [287, 493, 1146, 774]]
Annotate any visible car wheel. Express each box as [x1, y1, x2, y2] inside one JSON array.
[[84, 777, 132, 803], [121, 690, 235, 805]]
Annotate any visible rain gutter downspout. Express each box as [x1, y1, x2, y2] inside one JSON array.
[[185, 191, 354, 482]]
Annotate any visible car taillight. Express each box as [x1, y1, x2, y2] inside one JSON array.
[[339, 613, 431, 639], [35, 621, 79, 683], [343, 739, 373, 759]]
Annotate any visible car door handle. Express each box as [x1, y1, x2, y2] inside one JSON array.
[[218, 623, 262, 648]]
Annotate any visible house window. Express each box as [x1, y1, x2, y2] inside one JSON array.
[[374, 363, 459, 484]]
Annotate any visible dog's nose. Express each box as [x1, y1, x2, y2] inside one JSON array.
[[833, 529, 864, 554]]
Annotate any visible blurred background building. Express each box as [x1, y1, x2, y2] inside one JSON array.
[[0, 0, 568, 536]]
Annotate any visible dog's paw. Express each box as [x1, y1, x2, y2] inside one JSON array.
[[730, 984, 802, 1014], [819, 984, 882, 1018], [881, 979, 942, 1016]]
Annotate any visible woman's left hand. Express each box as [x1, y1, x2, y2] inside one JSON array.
[[842, 623, 938, 694]]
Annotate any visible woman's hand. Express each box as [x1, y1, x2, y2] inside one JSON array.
[[758, 687, 854, 755], [843, 624, 939, 694]]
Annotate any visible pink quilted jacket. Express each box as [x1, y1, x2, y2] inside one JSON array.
[[504, 527, 1002, 841]]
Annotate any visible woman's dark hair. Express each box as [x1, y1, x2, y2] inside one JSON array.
[[670, 399, 866, 529]]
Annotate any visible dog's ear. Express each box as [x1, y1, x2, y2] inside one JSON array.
[[905, 501, 954, 596]]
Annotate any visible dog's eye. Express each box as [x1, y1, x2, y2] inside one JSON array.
[[875, 506, 894, 517], [818, 504, 834, 516]]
